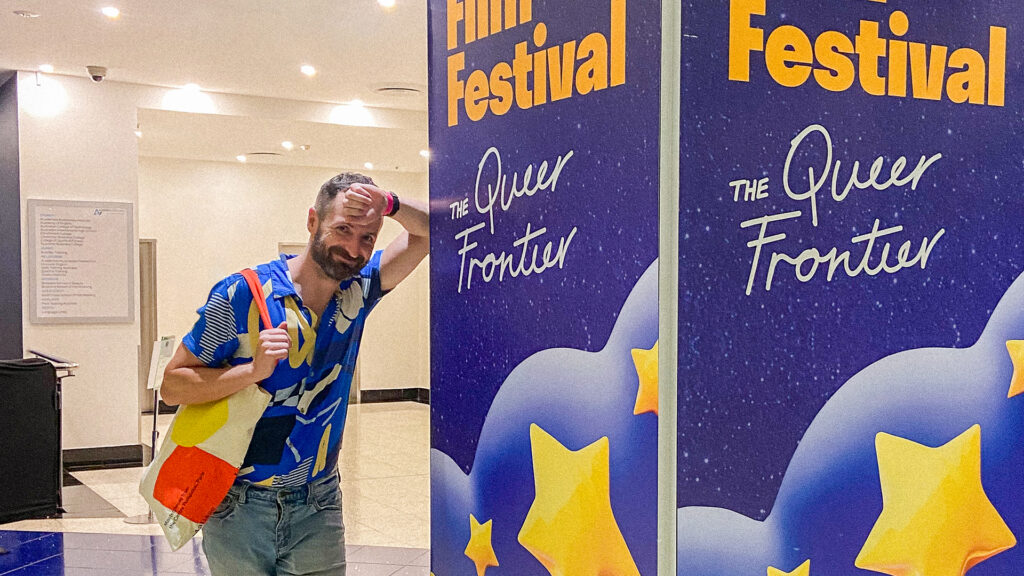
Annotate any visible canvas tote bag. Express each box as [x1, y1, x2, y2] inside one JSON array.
[[139, 268, 273, 550]]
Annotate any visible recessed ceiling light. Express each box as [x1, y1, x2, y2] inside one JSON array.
[[298, 144, 311, 151], [329, 101, 374, 127], [39, 64, 54, 73], [378, 0, 396, 8], [162, 84, 216, 114], [419, 149, 430, 159], [364, 162, 374, 170], [101, 6, 120, 19], [14, 10, 40, 18], [281, 141, 294, 151], [134, 130, 143, 138], [236, 155, 247, 163], [300, 65, 316, 77]]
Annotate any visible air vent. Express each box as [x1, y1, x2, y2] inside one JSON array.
[[376, 87, 421, 95], [246, 152, 283, 157], [372, 83, 426, 96]]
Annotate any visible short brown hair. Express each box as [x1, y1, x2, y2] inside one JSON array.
[[315, 172, 376, 218]]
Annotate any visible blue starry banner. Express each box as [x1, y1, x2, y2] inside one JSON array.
[[427, 0, 661, 574], [678, 1, 1024, 575]]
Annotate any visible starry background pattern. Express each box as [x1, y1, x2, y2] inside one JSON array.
[[679, 0, 1024, 519], [427, 0, 662, 474]]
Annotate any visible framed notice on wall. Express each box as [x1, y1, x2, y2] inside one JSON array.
[[28, 199, 135, 324]]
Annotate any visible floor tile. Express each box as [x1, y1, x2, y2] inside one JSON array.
[[390, 567, 430, 576], [70, 468, 139, 486], [0, 545, 61, 569], [62, 547, 191, 572], [60, 485, 125, 519], [344, 544, 364, 558], [409, 550, 430, 567], [0, 531, 50, 549], [0, 401, 431, 556], [162, 551, 211, 575], [0, 531, 428, 576], [344, 522, 396, 547], [346, 563, 402, 576], [347, 545, 429, 566], [2, 554, 66, 576], [0, 534, 61, 574], [2, 517, 164, 537], [60, 531, 159, 551]]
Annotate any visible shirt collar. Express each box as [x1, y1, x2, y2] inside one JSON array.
[[271, 253, 357, 300], [270, 254, 300, 299]]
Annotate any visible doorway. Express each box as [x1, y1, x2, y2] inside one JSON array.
[[138, 238, 158, 413]]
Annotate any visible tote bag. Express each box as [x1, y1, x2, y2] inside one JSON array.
[[139, 269, 273, 550]]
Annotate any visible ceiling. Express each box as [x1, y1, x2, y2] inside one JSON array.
[[138, 109, 430, 172], [0, 0, 430, 170]]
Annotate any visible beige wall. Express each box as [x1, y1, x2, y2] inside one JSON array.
[[137, 157, 430, 392], [18, 73, 430, 450], [18, 72, 145, 449]]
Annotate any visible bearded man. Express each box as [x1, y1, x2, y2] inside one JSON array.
[[161, 172, 429, 576]]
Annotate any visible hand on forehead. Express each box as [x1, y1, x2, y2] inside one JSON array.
[[336, 184, 385, 228]]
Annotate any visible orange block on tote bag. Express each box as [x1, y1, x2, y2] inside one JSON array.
[[139, 269, 273, 550]]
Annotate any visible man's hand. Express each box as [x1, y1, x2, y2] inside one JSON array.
[[251, 322, 290, 381], [341, 183, 390, 224]]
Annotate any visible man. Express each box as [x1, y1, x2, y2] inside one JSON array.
[[161, 173, 429, 575]]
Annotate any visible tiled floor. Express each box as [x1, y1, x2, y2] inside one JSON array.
[[0, 402, 430, 575]]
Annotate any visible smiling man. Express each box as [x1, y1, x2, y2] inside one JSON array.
[[160, 172, 429, 576]]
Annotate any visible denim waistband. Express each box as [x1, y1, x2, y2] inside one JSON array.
[[231, 472, 339, 505]]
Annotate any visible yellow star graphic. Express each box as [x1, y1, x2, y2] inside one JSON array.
[[855, 424, 1016, 576], [1006, 340, 1024, 398], [631, 341, 659, 416], [767, 559, 810, 576], [464, 514, 498, 576], [518, 424, 640, 576]]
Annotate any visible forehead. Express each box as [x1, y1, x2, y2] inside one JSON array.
[[321, 195, 382, 234]]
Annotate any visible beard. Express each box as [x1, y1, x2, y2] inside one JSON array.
[[310, 229, 366, 281]]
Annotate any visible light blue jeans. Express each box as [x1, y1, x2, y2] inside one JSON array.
[[202, 472, 346, 576]]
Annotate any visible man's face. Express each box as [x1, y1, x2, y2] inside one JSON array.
[[309, 197, 381, 281]]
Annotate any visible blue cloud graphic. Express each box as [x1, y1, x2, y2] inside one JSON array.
[[431, 261, 660, 576], [432, 260, 1024, 576], [678, 271, 1024, 575]]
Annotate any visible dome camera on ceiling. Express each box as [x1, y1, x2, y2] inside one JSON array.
[[86, 65, 107, 83]]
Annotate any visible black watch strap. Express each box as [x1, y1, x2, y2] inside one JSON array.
[[389, 192, 401, 216]]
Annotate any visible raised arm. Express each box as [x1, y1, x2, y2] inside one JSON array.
[[345, 183, 430, 292]]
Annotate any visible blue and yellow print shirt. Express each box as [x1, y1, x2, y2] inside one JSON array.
[[182, 252, 385, 486]]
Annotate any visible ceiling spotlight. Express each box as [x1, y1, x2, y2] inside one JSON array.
[[364, 162, 374, 170], [134, 130, 143, 138], [14, 10, 40, 18], [300, 65, 317, 77], [39, 64, 54, 73], [281, 141, 294, 151], [378, 0, 396, 7], [162, 84, 216, 114], [236, 155, 247, 163], [298, 144, 311, 151], [419, 149, 430, 159], [329, 100, 374, 127], [101, 6, 120, 19]]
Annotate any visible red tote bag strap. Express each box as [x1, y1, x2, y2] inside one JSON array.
[[239, 268, 272, 330]]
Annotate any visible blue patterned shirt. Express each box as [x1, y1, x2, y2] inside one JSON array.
[[182, 252, 385, 486]]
